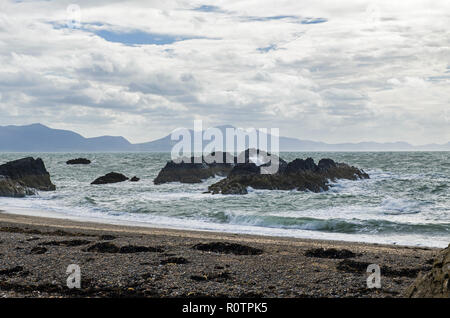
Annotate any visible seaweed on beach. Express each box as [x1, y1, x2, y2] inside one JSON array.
[[305, 248, 357, 259], [0, 226, 92, 237], [98, 235, 117, 241], [30, 246, 47, 254], [84, 242, 163, 254], [336, 259, 430, 278], [193, 242, 263, 255], [0, 266, 24, 277]]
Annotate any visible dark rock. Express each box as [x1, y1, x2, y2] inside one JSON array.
[[91, 172, 129, 185], [85, 242, 119, 253], [205, 151, 236, 165], [305, 248, 357, 259], [153, 153, 234, 184], [237, 149, 287, 174], [0, 179, 34, 197], [154, 160, 212, 184], [209, 171, 329, 194], [228, 163, 260, 176], [193, 242, 263, 255], [129, 176, 140, 182], [153, 150, 286, 185], [208, 151, 369, 195], [405, 244, 450, 298], [284, 158, 317, 173], [66, 158, 91, 165], [0, 157, 55, 196], [210, 180, 248, 195], [317, 158, 337, 171], [154, 148, 368, 194]]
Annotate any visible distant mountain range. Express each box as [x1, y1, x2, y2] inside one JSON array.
[[0, 123, 448, 152]]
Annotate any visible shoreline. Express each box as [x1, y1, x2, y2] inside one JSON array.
[[0, 211, 433, 249], [2, 205, 445, 249], [0, 211, 441, 298]]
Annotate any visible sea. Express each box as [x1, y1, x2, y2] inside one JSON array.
[[0, 152, 448, 248]]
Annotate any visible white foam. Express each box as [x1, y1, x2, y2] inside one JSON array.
[[1, 204, 447, 248], [380, 197, 421, 215]]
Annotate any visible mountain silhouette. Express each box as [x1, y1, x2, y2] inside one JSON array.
[[0, 123, 448, 152]]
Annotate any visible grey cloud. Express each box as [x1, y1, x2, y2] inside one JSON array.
[[0, 0, 449, 144]]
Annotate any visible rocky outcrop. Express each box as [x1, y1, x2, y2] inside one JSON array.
[[284, 158, 316, 173], [91, 172, 129, 185], [153, 149, 369, 194], [208, 156, 369, 195], [66, 158, 91, 165], [228, 163, 260, 176], [153, 152, 235, 184], [405, 244, 450, 298], [153, 150, 285, 185], [0, 178, 36, 198], [130, 176, 140, 182], [0, 157, 56, 197]]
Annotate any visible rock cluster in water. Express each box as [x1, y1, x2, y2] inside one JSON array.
[[154, 149, 369, 195], [154, 152, 235, 184], [91, 172, 140, 184], [405, 244, 450, 298], [66, 158, 91, 165], [91, 172, 129, 185], [0, 157, 56, 197]]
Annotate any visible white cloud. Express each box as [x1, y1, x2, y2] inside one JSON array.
[[0, 0, 449, 144]]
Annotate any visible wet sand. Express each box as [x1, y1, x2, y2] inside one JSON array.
[[0, 211, 440, 298]]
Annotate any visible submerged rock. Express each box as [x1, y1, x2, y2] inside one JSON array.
[[129, 176, 140, 182], [66, 158, 91, 165], [91, 172, 129, 185], [405, 244, 450, 298], [0, 157, 55, 197]]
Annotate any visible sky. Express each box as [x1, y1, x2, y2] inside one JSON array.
[[0, 0, 449, 144]]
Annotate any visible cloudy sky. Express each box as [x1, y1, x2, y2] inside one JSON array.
[[0, 0, 449, 144]]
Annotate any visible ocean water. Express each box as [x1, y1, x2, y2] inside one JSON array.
[[0, 152, 449, 248]]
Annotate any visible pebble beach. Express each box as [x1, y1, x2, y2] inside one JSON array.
[[0, 212, 439, 298]]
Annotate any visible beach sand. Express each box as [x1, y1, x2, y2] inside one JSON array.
[[0, 211, 440, 298]]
